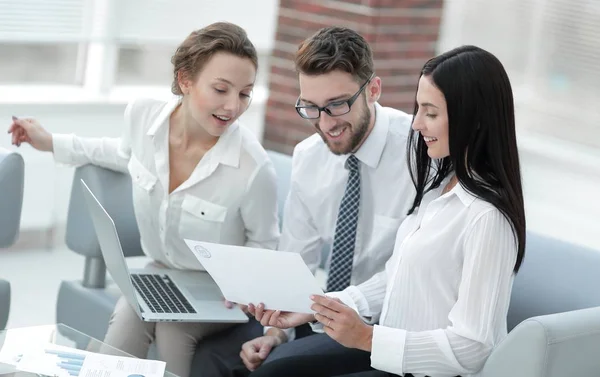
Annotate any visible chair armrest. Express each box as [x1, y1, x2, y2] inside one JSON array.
[[482, 306, 600, 377], [0, 279, 11, 329], [0, 150, 24, 248]]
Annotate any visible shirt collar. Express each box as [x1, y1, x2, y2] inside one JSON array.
[[146, 96, 242, 168], [353, 102, 388, 169], [447, 180, 477, 207], [147, 97, 180, 137]]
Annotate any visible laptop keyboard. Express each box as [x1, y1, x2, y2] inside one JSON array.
[[131, 274, 197, 314]]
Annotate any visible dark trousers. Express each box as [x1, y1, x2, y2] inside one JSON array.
[[247, 352, 398, 377], [248, 353, 459, 377], [196, 322, 457, 377], [245, 330, 459, 377], [193, 322, 349, 377], [196, 322, 357, 377]]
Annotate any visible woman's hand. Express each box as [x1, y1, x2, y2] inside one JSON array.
[[223, 299, 249, 314], [311, 295, 373, 351], [247, 303, 314, 329], [7, 116, 53, 151]]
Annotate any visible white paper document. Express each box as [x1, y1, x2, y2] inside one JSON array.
[[184, 240, 324, 314], [5, 343, 165, 377]]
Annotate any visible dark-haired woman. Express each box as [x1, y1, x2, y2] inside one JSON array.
[[249, 45, 526, 377]]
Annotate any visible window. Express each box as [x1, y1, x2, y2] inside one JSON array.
[[0, 0, 279, 99], [438, 0, 600, 147], [0, 43, 84, 84], [116, 44, 176, 85], [535, 0, 600, 105], [0, 0, 90, 85], [112, 0, 278, 87], [116, 44, 273, 90]]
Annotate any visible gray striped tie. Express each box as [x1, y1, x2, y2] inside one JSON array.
[[326, 155, 361, 292]]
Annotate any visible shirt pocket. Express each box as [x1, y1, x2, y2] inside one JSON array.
[[127, 155, 158, 220], [178, 195, 228, 243], [128, 155, 158, 192]]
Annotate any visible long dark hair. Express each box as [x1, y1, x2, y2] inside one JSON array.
[[406, 45, 526, 273]]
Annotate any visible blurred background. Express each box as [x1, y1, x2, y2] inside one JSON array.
[[0, 0, 599, 328]]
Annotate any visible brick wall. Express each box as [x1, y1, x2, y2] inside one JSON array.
[[262, 0, 444, 154]]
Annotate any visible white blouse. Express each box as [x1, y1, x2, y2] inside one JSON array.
[[334, 179, 518, 377], [53, 97, 280, 270]]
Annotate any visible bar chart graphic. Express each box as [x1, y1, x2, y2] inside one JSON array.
[[45, 349, 87, 376]]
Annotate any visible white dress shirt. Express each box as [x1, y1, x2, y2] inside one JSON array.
[[280, 103, 415, 284], [269, 103, 415, 341], [334, 178, 518, 377], [53, 97, 280, 270]]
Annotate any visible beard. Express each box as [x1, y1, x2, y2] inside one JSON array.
[[315, 103, 371, 156]]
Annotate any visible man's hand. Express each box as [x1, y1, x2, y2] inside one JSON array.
[[239, 329, 286, 371], [248, 303, 314, 329]]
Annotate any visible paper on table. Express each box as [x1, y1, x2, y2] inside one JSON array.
[[184, 239, 324, 314], [79, 351, 166, 377], [14, 343, 166, 377]]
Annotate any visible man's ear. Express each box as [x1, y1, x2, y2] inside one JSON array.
[[367, 76, 382, 104]]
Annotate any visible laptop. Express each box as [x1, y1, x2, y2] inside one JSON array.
[[80, 179, 249, 323]]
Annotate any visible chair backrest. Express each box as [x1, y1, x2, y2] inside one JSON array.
[[0, 148, 24, 248], [0, 148, 23, 329], [65, 164, 143, 258], [0, 279, 9, 329], [507, 232, 600, 330]]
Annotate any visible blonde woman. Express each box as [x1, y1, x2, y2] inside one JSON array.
[[8, 22, 280, 377]]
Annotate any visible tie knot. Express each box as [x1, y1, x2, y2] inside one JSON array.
[[345, 155, 359, 172]]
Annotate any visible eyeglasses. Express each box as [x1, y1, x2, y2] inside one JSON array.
[[295, 74, 374, 120]]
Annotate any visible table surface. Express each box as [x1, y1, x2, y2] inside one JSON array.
[[0, 324, 178, 377]]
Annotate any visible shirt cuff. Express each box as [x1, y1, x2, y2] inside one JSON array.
[[325, 290, 359, 313], [344, 286, 372, 318], [263, 326, 295, 343], [370, 325, 407, 375], [52, 133, 75, 165], [309, 321, 324, 333]]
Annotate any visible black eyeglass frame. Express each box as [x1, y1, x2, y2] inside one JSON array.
[[294, 73, 375, 119]]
